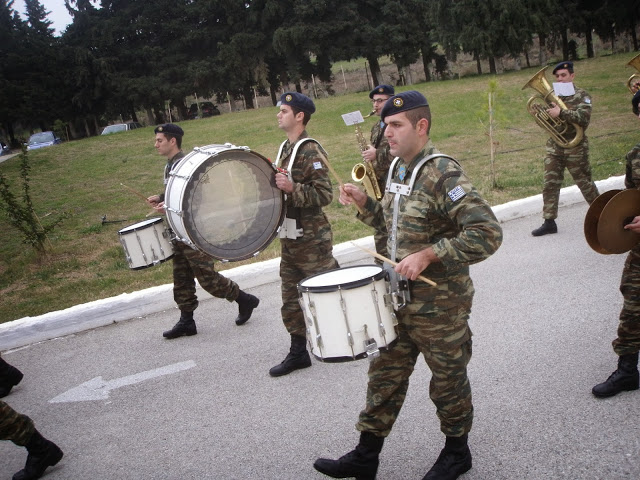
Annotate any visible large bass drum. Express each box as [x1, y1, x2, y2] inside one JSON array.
[[164, 143, 285, 261]]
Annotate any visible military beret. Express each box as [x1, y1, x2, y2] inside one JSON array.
[[154, 123, 184, 136], [632, 90, 640, 116], [380, 90, 429, 122], [553, 61, 574, 74], [279, 92, 316, 114], [369, 84, 395, 99]]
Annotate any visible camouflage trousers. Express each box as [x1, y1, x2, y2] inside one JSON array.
[[172, 241, 239, 313], [356, 306, 473, 438], [280, 239, 339, 338], [542, 138, 599, 220], [0, 400, 34, 446], [613, 245, 640, 356]]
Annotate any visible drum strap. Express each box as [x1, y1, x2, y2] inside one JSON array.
[[275, 138, 323, 180]]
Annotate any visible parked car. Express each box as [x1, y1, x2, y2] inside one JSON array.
[[187, 102, 221, 120], [0, 140, 10, 156], [101, 122, 143, 135], [26, 131, 62, 151]]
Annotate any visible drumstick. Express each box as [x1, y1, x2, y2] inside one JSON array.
[[350, 241, 437, 287], [317, 159, 366, 215], [121, 183, 151, 203]]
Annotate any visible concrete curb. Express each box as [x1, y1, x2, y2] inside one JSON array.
[[0, 175, 625, 351]]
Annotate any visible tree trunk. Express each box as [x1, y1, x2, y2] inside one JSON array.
[[538, 33, 547, 66], [367, 55, 382, 87], [269, 85, 278, 106], [145, 108, 154, 126], [562, 30, 569, 60], [631, 20, 638, 51], [84, 118, 90, 138], [242, 86, 255, 109], [489, 56, 497, 74], [475, 52, 482, 75], [295, 81, 302, 93], [421, 46, 432, 82], [586, 28, 594, 58]]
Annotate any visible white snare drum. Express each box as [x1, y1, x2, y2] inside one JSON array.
[[298, 265, 398, 362], [118, 217, 174, 270], [164, 143, 284, 261]]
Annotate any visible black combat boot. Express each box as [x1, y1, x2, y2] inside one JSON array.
[[592, 352, 639, 398], [313, 431, 384, 480], [422, 434, 472, 480], [162, 311, 197, 339], [531, 219, 558, 237], [234, 290, 260, 325], [0, 356, 24, 398], [12, 430, 63, 480], [269, 334, 312, 377]]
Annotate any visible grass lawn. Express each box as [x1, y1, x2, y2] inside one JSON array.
[[0, 52, 637, 323]]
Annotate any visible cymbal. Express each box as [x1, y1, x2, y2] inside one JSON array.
[[584, 189, 620, 254], [598, 189, 640, 254]]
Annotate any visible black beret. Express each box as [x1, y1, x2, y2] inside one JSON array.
[[369, 84, 395, 99], [154, 123, 184, 136], [632, 90, 640, 116], [380, 90, 429, 122], [279, 92, 316, 114], [553, 61, 573, 74]]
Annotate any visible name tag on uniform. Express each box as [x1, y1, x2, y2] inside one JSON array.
[[447, 185, 466, 202], [313, 161, 323, 170]]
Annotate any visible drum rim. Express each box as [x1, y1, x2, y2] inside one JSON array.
[[311, 337, 399, 363], [118, 217, 164, 234], [298, 264, 386, 293]]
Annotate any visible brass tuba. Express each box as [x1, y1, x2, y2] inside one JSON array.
[[351, 111, 383, 200], [627, 53, 640, 93], [522, 66, 584, 149]]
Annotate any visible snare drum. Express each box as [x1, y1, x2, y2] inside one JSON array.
[[164, 144, 285, 262], [298, 265, 398, 362], [118, 217, 174, 270]]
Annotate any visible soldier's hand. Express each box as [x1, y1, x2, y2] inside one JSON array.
[[546, 103, 562, 119], [395, 248, 439, 281], [362, 146, 376, 163], [147, 194, 161, 207], [339, 183, 366, 208], [275, 173, 294, 193], [624, 216, 640, 233]]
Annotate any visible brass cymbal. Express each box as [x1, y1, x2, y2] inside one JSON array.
[[598, 189, 640, 254], [584, 189, 620, 254]]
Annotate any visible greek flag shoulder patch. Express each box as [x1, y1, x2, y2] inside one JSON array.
[[447, 185, 466, 202], [313, 161, 323, 170]]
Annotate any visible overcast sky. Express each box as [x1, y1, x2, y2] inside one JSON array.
[[13, 0, 73, 36]]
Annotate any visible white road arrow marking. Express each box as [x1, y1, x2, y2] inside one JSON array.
[[49, 360, 196, 403]]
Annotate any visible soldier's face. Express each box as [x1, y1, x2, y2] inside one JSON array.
[[372, 95, 390, 115], [277, 105, 298, 131], [554, 69, 575, 83], [155, 133, 174, 157], [384, 112, 428, 160]]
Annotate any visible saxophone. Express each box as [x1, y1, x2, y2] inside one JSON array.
[[351, 111, 383, 200]]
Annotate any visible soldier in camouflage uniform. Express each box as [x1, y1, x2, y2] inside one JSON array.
[[1, 355, 64, 479], [532, 61, 599, 236], [361, 84, 395, 259], [268, 92, 340, 377], [314, 91, 502, 480], [592, 91, 640, 398], [147, 124, 260, 339]]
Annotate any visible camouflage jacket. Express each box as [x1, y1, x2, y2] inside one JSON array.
[[159, 150, 185, 201], [625, 142, 640, 189], [277, 131, 334, 244], [556, 85, 592, 141], [369, 120, 394, 183], [359, 141, 503, 281]]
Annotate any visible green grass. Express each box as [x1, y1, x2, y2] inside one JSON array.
[[0, 52, 637, 323]]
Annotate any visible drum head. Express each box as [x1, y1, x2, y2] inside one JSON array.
[[299, 265, 385, 293], [178, 147, 284, 261]]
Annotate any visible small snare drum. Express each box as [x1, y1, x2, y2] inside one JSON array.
[[298, 265, 398, 362], [118, 217, 174, 270]]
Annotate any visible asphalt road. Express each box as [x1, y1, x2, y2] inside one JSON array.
[[1, 201, 639, 480]]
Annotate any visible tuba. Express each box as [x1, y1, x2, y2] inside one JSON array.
[[627, 53, 640, 93], [351, 111, 383, 200], [522, 66, 584, 149]]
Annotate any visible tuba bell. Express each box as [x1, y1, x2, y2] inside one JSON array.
[[522, 66, 584, 149], [627, 53, 640, 94], [351, 111, 383, 200]]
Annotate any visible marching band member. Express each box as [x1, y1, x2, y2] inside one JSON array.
[[269, 92, 340, 377], [591, 91, 640, 398], [315, 91, 502, 480], [532, 61, 599, 237], [147, 124, 260, 339]]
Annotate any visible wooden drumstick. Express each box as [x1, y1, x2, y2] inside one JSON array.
[[121, 183, 151, 203], [350, 241, 437, 287], [317, 158, 366, 215]]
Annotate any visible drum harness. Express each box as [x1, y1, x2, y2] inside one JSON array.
[[275, 138, 324, 240], [384, 153, 456, 311]]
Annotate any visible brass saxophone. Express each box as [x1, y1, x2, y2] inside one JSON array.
[[351, 111, 383, 200], [627, 53, 640, 93]]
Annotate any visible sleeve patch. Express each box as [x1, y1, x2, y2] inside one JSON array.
[[584, 97, 591, 104], [313, 161, 323, 170], [447, 185, 466, 202]]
